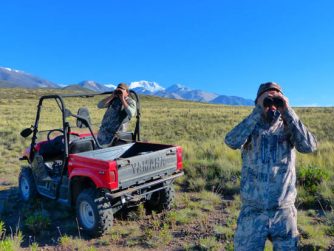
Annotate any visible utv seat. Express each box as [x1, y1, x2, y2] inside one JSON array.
[[39, 136, 64, 161], [111, 131, 135, 146], [69, 138, 95, 154]]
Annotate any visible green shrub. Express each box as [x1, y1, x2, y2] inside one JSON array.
[[142, 222, 172, 248], [59, 235, 95, 250], [184, 160, 241, 194], [214, 224, 234, 240], [0, 226, 23, 251], [325, 225, 334, 237], [196, 191, 222, 206], [158, 223, 173, 245], [298, 211, 333, 249], [187, 177, 206, 192], [24, 212, 51, 234], [136, 203, 146, 218], [198, 236, 223, 251], [324, 211, 334, 236], [0, 221, 4, 238], [297, 187, 319, 209], [165, 207, 204, 225], [297, 165, 329, 195], [29, 242, 39, 251]]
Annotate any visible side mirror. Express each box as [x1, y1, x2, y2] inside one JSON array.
[[76, 107, 91, 128], [20, 128, 33, 138]]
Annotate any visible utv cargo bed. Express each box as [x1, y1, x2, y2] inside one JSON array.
[[73, 142, 182, 189]]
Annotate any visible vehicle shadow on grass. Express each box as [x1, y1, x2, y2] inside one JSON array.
[[0, 186, 151, 249], [0, 186, 83, 248]]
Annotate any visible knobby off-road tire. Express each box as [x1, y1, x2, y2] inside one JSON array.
[[145, 184, 175, 213], [76, 188, 113, 237], [18, 167, 38, 202]]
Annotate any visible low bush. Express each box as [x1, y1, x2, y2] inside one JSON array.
[[198, 236, 223, 251], [24, 212, 51, 235], [0, 221, 23, 251], [214, 224, 234, 240], [297, 165, 329, 195]]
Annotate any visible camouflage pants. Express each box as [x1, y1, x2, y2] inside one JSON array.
[[234, 205, 299, 251]]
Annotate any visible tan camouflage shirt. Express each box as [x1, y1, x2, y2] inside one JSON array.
[[225, 105, 317, 210]]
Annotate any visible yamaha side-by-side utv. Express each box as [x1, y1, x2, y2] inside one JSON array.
[[18, 91, 183, 236]]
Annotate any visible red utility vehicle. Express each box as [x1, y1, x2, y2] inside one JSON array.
[[19, 92, 183, 236]]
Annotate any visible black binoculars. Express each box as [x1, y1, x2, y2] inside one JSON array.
[[114, 89, 123, 95], [263, 97, 284, 108]]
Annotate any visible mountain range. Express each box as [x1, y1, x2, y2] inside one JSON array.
[[0, 67, 253, 105], [0, 67, 58, 88]]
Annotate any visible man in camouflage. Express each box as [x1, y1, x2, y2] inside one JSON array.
[[225, 82, 317, 250], [97, 83, 136, 145]]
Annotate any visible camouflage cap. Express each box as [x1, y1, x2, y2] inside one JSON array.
[[117, 82, 129, 92], [255, 82, 283, 103]]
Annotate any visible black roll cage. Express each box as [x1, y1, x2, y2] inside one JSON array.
[[28, 90, 141, 163], [25, 90, 140, 201]]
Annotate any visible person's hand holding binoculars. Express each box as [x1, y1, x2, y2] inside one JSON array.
[[97, 85, 129, 109], [114, 88, 127, 97], [113, 87, 129, 108], [111, 88, 126, 100]]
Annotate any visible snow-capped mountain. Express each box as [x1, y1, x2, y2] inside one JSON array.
[[129, 81, 165, 94], [156, 84, 219, 102], [0, 67, 59, 88], [165, 84, 190, 93], [63, 81, 115, 92], [105, 84, 116, 90], [58, 83, 69, 88], [77, 80, 112, 92]]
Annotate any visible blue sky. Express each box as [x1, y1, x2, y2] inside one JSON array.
[[0, 0, 333, 106]]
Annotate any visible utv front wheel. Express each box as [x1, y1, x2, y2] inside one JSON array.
[[76, 189, 113, 237], [145, 184, 175, 213], [19, 167, 38, 202]]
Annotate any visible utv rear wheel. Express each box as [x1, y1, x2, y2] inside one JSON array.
[[76, 189, 113, 237], [19, 167, 38, 202], [145, 184, 175, 213]]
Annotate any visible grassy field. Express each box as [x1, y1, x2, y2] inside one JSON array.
[[0, 88, 334, 250]]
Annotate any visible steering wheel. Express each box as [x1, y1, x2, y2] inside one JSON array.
[[47, 129, 64, 143]]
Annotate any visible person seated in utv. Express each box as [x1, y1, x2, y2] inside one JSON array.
[[97, 83, 136, 145]]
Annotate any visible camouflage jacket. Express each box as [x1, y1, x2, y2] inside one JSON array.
[[97, 97, 136, 145], [225, 105, 317, 210]]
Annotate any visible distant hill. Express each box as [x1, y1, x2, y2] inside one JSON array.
[[0, 67, 59, 88], [0, 79, 21, 88], [62, 84, 95, 92], [210, 95, 253, 105]]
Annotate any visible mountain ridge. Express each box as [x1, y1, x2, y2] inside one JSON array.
[[0, 66, 253, 105], [0, 67, 59, 88]]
